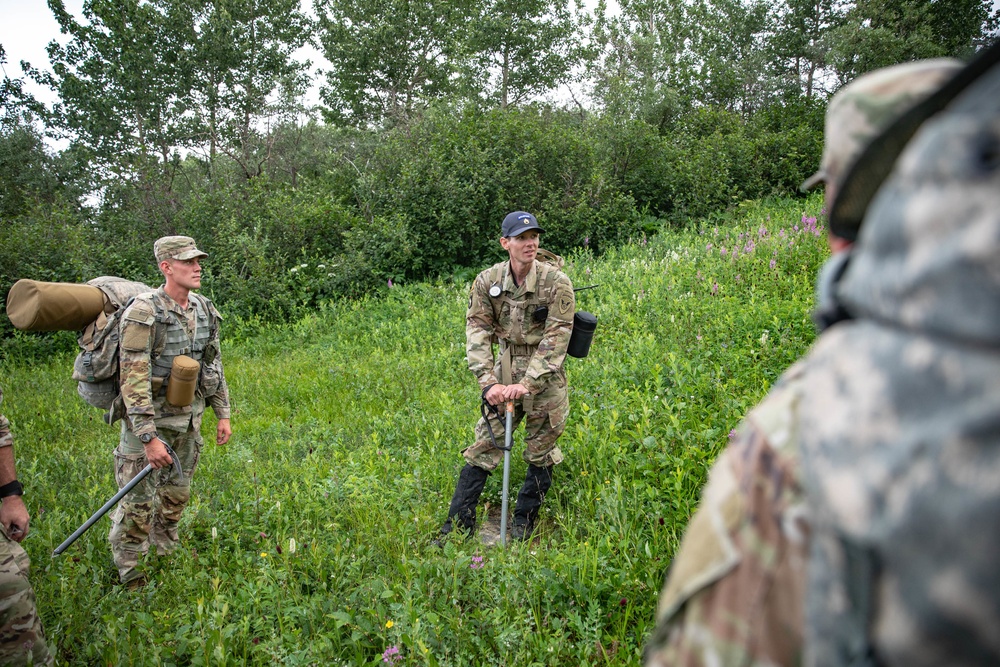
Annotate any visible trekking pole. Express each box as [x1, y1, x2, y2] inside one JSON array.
[[53, 444, 182, 557], [499, 400, 514, 547]]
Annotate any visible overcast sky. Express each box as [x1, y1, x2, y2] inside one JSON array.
[[0, 0, 617, 112], [0, 0, 328, 108]]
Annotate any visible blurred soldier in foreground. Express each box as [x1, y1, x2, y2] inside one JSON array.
[[439, 211, 574, 542], [109, 236, 232, 586], [644, 51, 1000, 666], [0, 387, 53, 666]]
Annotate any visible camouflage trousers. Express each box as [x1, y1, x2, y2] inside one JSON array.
[[0, 528, 52, 666], [463, 367, 569, 472], [108, 425, 203, 584]]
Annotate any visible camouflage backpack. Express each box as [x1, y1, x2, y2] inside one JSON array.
[[72, 277, 152, 420]]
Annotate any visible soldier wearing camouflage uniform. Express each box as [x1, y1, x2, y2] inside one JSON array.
[[109, 236, 232, 586], [644, 58, 970, 666], [440, 211, 575, 541], [0, 387, 53, 666]]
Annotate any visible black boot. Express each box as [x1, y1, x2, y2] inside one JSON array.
[[440, 464, 490, 539], [512, 465, 553, 541]]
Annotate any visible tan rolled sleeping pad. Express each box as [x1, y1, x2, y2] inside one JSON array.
[[6, 279, 106, 331], [166, 355, 200, 408]]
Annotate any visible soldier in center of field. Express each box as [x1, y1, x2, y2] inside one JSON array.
[[439, 211, 575, 542]]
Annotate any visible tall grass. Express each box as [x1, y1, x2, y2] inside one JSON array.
[[1, 194, 827, 665]]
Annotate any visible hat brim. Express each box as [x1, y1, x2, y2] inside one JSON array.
[[507, 225, 544, 237], [799, 170, 827, 192], [173, 249, 209, 260]]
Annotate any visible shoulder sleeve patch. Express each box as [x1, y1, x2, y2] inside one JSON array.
[[124, 300, 155, 326]]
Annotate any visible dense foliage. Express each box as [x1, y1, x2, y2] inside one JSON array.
[[2, 1, 995, 352], [2, 195, 827, 665], [0, 100, 824, 353]]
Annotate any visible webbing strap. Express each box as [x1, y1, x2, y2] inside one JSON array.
[[498, 346, 533, 413], [500, 346, 512, 385]]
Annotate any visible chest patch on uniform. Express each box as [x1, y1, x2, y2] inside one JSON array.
[[559, 297, 572, 316], [489, 284, 501, 298]]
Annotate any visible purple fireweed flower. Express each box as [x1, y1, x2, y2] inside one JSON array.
[[388, 279, 393, 288], [779, 229, 786, 238], [721, 247, 728, 256], [758, 225, 768, 237], [729, 429, 738, 439], [743, 239, 755, 254], [583, 236, 590, 247], [706, 243, 713, 252], [711, 282, 719, 295], [769, 258, 777, 269], [471, 555, 484, 569], [382, 646, 401, 664], [793, 225, 799, 232]]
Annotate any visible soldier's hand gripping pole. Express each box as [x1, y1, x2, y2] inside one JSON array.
[[52, 444, 182, 557], [499, 400, 514, 547]]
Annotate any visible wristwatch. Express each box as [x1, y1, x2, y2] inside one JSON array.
[[139, 432, 155, 444], [0, 480, 24, 498]]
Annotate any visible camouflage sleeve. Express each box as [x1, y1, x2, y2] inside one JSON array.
[[206, 356, 231, 420], [521, 272, 574, 395], [466, 272, 499, 390], [644, 400, 808, 667], [0, 388, 11, 449], [200, 298, 231, 419], [118, 298, 157, 438]]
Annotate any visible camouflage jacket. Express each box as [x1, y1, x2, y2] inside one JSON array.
[[644, 357, 811, 667], [0, 387, 11, 449], [119, 287, 231, 437], [647, 56, 1000, 667], [466, 259, 574, 394], [798, 56, 1000, 667]]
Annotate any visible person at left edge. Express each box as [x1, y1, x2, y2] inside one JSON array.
[[0, 387, 53, 666], [108, 235, 232, 586], [439, 211, 575, 542]]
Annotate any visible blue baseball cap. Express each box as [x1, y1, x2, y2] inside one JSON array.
[[501, 211, 544, 237]]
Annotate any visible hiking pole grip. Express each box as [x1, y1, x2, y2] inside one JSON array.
[[499, 401, 514, 547], [53, 444, 182, 557]]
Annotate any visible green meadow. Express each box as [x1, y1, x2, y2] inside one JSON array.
[[2, 194, 827, 666]]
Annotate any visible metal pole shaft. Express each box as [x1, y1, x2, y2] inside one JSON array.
[[499, 401, 513, 547], [52, 464, 154, 556]]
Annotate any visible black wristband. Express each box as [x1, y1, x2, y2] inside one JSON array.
[[0, 480, 23, 498]]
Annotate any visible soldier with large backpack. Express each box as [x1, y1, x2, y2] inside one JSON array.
[[438, 211, 575, 543], [644, 45, 1000, 667], [108, 236, 232, 587]]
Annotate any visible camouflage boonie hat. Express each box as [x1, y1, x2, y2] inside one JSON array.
[[801, 58, 963, 192], [154, 236, 208, 262]]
